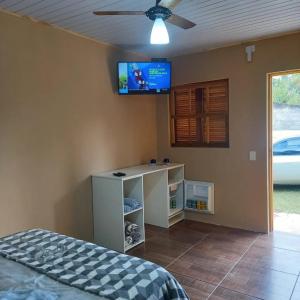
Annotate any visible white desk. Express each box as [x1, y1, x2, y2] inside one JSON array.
[[92, 163, 184, 252]]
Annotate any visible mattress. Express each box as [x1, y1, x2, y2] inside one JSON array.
[[0, 229, 189, 300]]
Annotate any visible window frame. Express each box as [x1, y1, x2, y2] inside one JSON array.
[[169, 79, 229, 148]]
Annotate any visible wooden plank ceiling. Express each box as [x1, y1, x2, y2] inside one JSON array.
[[1, 0, 300, 57]]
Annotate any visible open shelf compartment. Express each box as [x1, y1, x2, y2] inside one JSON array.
[[169, 181, 184, 217], [124, 210, 145, 252], [168, 167, 184, 186], [123, 176, 144, 251], [123, 176, 143, 215]]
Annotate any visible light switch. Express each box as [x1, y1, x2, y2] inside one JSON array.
[[249, 151, 256, 161]]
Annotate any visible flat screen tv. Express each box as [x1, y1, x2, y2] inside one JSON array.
[[117, 61, 171, 95]]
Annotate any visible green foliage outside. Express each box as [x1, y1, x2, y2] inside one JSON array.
[[272, 73, 300, 106], [274, 185, 300, 214]]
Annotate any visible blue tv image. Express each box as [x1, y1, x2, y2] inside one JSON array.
[[118, 61, 171, 95]]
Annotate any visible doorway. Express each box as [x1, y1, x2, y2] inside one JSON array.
[[269, 70, 300, 234]]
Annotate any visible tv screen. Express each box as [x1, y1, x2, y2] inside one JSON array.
[[118, 61, 171, 95]]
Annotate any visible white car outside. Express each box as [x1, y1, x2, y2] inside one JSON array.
[[273, 130, 300, 185]]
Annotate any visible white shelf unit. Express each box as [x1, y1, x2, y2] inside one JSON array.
[[124, 207, 143, 216], [184, 180, 214, 214], [123, 177, 145, 251], [92, 163, 185, 253], [124, 208, 145, 252], [92, 174, 145, 253]]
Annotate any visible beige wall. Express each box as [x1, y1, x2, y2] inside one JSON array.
[[157, 33, 300, 232], [1, 9, 299, 238], [0, 11, 157, 239]]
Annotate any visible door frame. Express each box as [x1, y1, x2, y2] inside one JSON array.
[[267, 69, 300, 232]]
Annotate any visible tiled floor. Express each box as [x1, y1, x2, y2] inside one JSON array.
[[128, 220, 300, 300]]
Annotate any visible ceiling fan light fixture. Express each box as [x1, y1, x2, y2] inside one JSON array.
[[150, 17, 169, 44]]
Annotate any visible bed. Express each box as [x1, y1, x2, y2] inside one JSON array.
[[0, 229, 189, 300]]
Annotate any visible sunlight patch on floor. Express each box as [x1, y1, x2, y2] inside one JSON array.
[[274, 212, 300, 235]]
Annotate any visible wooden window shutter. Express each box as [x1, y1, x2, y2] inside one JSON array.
[[170, 79, 229, 147]]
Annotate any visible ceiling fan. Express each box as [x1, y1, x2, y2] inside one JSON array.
[[93, 0, 196, 45]]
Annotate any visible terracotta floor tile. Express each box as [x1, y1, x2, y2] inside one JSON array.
[[179, 220, 259, 247], [128, 221, 300, 299], [192, 235, 251, 261], [209, 287, 260, 300], [171, 272, 216, 300], [128, 236, 191, 267], [256, 231, 300, 252], [209, 228, 259, 247], [240, 244, 300, 275], [144, 224, 169, 239], [145, 223, 207, 245], [221, 261, 297, 300], [176, 220, 230, 234], [167, 246, 237, 285]]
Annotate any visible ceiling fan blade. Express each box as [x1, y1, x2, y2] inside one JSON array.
[[159, 0, 182, 9], [93, 11, 145, 16], [167, 14, 196, 29]]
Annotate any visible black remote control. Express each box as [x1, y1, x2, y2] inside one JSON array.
[[113, 172, 126, 177]]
